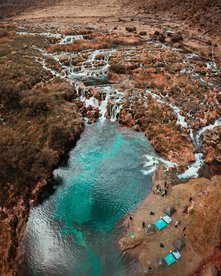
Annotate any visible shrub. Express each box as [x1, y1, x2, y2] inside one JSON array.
[[48, 125, 70, 151], [0, 85, 20, 110], [109, 64, 127, 74], [20, 93, 49, 116], [63, 89, 77, 102]]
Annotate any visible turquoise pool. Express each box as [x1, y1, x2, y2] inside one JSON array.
[[19, 122, 155, 276]]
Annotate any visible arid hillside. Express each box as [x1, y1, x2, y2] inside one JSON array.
[[1, 0, 221, 34]]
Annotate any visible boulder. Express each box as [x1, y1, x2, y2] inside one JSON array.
[[139, 31, 147, 36], [125, 26, 137, 33], [171, 33, 183, 43]]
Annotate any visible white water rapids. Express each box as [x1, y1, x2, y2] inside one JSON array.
[[18, 31, 221, 180], [145, 88, 221, 179]]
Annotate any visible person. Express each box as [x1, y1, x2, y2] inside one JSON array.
[[165, 189, 168, 196], [142, 221, 146, 228], [129, 216, 133, 221], [162, 190, 165, 197], [175, 221, 180, 228], [183, 206, 188, 214]]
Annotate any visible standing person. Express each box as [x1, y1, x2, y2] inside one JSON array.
[[142, 221, 146, 229], [175, 221, 180, 228]]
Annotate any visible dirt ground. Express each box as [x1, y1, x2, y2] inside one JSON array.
[[119, 167, 221, 275]]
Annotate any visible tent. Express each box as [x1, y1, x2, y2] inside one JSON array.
[[146, 224, 156, 235], [173, 239, 185, 251], [164, 253, 176, 267], [154, 219, 167, 231], [172, 249, 182, 260], [163, 206, 176, 216], [155, 258, 165, 270], [162, 215, 172, 224]]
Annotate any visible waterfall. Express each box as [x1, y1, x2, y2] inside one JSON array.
[[22, 31, 221, 180], [59, 35, 84, 44], [110, 104, 122, 122], [144, 88, 221, 179], [141, 155, 177, 176], [169, 104, 188, 129], [177, 119, 221, 179]]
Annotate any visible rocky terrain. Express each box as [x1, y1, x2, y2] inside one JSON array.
[[0, 0, 220, 275]]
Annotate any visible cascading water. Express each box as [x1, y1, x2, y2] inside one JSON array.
[[20, 30, 221, 178], [110, 104, 122, 122], [17, 29, 221, 275], [18, 31, 158, 275], [144, 87, 221, 179], [59, 35, 84, 44]]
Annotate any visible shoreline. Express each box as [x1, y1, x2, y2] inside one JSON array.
[[0, 123, 84, 276], [119, 166, 221, 275]]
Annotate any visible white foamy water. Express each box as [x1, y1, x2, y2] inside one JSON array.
[[178, 153, 204, 179], [59, 35, 84, 44], [177, 119, 221, 179], [17, 31, 62, 38], [141, 155, 177, 176], [30, 31, 221, 180], [195, 118, 221, 145], [144, 89, 221, 179], [169, 104, 188, 129], [110, 104, 122, 122]]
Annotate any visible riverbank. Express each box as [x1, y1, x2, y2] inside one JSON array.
[[119, 166, 221, 275], [0, 24, 84, 275]]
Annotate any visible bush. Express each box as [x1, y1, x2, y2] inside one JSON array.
[[20, 93, 49, 116], [109, 64, 127, 74], [63, 89, 77, 102], [0, 85, 20, 110], [48, 125, 70, 151]]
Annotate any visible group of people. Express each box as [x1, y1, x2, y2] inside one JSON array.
[[153, 182, 169, 197]]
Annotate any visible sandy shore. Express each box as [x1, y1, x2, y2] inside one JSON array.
[[119, 167, 221, 275]]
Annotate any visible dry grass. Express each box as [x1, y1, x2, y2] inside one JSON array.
[[48, 39, 110, 53]]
